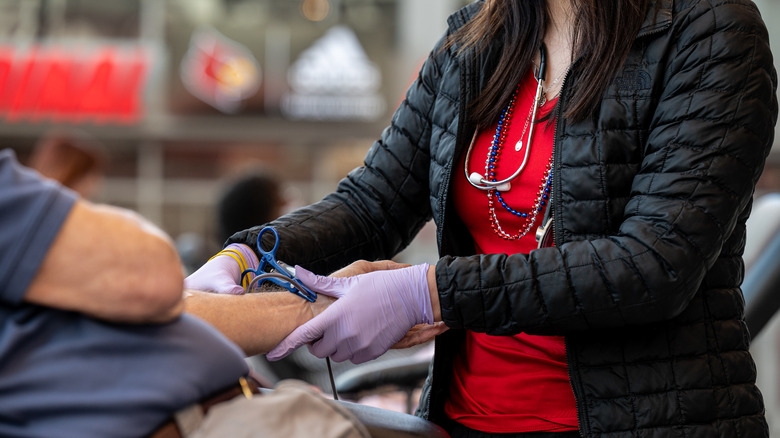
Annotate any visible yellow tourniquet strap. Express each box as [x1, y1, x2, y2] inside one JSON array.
[[209, 248, 253, 289]]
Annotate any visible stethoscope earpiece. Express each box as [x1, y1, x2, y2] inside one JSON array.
[[468, 172, 484, 185]]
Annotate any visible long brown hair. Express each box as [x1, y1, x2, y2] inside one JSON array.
[[452, 0, 649, 126]]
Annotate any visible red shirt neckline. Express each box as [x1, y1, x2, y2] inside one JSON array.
[[446, 69, 578, 433]]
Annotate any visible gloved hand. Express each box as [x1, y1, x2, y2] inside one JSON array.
[[267, 263, 434, 364], [183, 243, 259, 295]]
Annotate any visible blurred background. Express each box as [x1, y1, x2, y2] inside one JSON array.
[[2, 0, 466, 268], [3, 0, 780, 429]]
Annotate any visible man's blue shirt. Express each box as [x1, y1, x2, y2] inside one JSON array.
[[0, 150, 249, 438]]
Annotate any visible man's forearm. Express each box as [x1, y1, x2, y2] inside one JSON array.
[[184, 290, 321, 356], [183, 260, 411, 356]]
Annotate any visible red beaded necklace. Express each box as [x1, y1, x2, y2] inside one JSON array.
[[485, 85, 553, 241]]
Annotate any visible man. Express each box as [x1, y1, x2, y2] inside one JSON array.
[[0, 149, 330, 437]]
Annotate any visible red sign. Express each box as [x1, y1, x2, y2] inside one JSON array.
[[0, 45, 149, 124], [180, 28, 261, 114]]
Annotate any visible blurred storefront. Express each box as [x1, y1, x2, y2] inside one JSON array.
[[1, 0, 467, 262]]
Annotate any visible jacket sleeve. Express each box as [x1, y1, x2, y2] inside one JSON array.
[[437, 1, 778, 334], [227, 31, 456, 274]]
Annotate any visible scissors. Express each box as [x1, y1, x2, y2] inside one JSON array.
[[241, 226, 317, 302], [244, 227, 339, 399]]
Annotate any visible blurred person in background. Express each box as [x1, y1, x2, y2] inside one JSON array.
[[27, 129, 107, 199], [178, 167, 287, 276], [217, 167, 285, 245], [187, 0, 777, 437]]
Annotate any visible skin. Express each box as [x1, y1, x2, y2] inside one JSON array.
[[23, 198, 442, 356], [183, 260, 447, 356], [183, 289, 334, 356], [24, 199, 184, 323], [539, 0, 575, 100]]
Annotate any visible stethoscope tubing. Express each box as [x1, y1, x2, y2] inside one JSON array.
[[465, 44, 548, 192]]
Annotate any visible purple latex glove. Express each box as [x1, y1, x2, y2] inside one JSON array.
[[183, 243, 259, 295], [267, 263, 434, 364]]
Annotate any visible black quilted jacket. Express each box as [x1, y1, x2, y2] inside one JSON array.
[[230, 0, 778, 436]]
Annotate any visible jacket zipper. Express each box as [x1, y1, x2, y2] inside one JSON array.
[[551, 68, 587, 437]]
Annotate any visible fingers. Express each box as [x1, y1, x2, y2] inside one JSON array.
[[328, 259, 411, 278], [223, 284, 246, 295], [266, 318, 327, 361], [308, 335, 340, 361], [390, 322, 449, 349], [294, 265, 318, 284], [182, 279, 244, 295], [295, 266, 350, 298]]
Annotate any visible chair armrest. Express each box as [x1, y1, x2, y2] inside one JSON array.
[[334, 355, 432, 396], [335, 399, 449, 438]]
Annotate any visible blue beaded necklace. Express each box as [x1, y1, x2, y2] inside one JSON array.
[[485, 82, 554, 241]]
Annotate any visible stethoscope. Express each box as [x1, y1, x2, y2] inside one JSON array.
[[464, 44, 548, 192]]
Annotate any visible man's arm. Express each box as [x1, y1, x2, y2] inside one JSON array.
[[183, 260, 442, 357], [23, 199, 185, 323], [183, 289, 332, 356]]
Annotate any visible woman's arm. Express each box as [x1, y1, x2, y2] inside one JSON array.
[[437, 1, 778, 334], [227, 29, 458, 275]]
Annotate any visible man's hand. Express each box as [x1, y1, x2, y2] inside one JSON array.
[[391, 322, 449, 349]]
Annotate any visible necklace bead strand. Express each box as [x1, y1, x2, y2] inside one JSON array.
[[483, 82, 554, 241], [488, 159, 553, 240]]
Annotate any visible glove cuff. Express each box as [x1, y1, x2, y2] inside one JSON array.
[[416, 263, 434, 325], [213, 243, 260, 276]]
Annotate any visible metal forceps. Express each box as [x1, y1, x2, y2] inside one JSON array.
[[241, 226, 340, 399], [241, 226, 317, 302]]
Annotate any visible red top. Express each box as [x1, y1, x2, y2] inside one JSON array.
[[444, 70, 578, 433]]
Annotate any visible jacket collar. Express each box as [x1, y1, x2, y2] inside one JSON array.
[[447, 1, 482, 31], [637, 0, 673, 38]]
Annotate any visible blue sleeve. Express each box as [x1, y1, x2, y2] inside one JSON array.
[[0, 149, 77, 305]]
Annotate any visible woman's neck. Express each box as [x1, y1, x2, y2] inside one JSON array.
[[540, 0, 575, 99], [547, 0, 575, 34]]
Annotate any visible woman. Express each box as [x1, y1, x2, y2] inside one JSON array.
[[188, 0, 777, 436]]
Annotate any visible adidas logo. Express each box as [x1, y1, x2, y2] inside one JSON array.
[[283, 26, 386, 120]]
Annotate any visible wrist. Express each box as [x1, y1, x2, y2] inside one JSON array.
[[212, 244, 259, 290], [222, 243, 259, 271], [426, 264, 441, 322]]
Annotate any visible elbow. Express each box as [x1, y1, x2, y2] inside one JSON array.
[[118, 236, 186, 323], [640, 274, 703, 323], [139, 244, 186, 321]]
